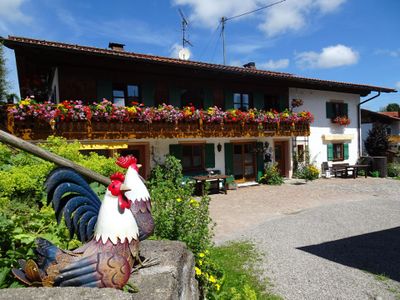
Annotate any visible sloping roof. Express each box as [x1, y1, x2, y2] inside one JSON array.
[[361, 109, 400, 122], [379, 111, 400, 119], [2, 35, 397, 96]]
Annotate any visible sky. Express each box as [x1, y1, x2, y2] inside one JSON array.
[[0, 0, 399, 111]]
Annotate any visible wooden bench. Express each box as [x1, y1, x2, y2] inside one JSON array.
[[331, 163, 351, 178]]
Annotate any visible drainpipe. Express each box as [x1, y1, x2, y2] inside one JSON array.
[[357, 91, 381, 157]]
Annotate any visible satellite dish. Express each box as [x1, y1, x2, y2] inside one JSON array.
[[178, 48, 191, 60]]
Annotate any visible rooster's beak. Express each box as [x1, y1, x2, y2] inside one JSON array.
[[120, 184, 131, 193], [137, 164, 142, 169]]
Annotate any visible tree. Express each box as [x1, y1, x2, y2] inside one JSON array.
[[0, 43, 9, 101], [385, 103, 400, 112], [364, 122, 389, 156]]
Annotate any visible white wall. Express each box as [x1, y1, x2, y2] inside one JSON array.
[[290, 88, 360, 170]]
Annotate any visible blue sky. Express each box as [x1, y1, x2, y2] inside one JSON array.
[[0, 0, 399, 111]]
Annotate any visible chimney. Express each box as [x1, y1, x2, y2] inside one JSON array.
[[243, 62, 256, 69], [108, 42, 125, 51]]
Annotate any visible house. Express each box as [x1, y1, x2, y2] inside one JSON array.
[[361, 109, 400, 154], [0, 36, 396, 180]]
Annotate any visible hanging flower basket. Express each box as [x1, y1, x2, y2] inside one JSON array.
[[332, 116, 351, 126]]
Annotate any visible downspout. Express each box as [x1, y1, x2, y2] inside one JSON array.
[[357, 91, 381, 157]]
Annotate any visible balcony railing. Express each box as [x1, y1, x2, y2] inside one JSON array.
[[2, 100, 312, 140]]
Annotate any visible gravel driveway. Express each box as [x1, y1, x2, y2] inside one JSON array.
[[210, 178, 400, 299]]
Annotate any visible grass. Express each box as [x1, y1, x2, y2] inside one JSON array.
[[373, 273, 400, 300], [209, 241, 281, 300]]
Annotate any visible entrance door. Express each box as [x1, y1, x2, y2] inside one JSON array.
[[274, 141, 287, 177], [233, 143, 256, 181], [118, 145, 147, 178]]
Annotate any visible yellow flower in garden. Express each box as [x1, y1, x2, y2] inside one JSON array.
[[198, 260, 203, 266], [176, 198, 182, 202], [199, 252, 205, 258], [127, 106, 137, 114], [190, 199, 199, 207], [208, 275, 217, 283], [215, 283, 221, 291], [195, 267, 202, 276], [205, 250, 209, 254]]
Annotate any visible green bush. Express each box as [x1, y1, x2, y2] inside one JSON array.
[[0, 136, 122, 287], [148, 155, 221, 295], [370, 170, 380, 177], [387, 163, 400, 177], [259, 164, 284, 185], [296, 164, 320, 181]]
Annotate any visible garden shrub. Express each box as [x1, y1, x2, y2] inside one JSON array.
[[148, 155, 222, 296], [387, 163, 400, 177], [370, 170, 380, 177], [259, 163, 284, 185], [296, 164, 319, 181]]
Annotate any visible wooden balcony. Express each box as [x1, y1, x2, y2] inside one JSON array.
[[5, 118, 310, 141]]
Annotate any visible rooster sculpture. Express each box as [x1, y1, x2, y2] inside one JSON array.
[[12, 155, 154, 289]]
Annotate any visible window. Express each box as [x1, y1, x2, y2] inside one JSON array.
[[264, 94, 281, 111], [233, 93, 251, 111], [326, 102, 348, 119], [297, 145, 305, 162], [181, 88, 204, 108], [112, 84, 140, 106], [182, 144, 204, 171], [327, 143, 349, 161]]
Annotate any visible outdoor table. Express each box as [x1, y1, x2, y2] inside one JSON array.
[[346, 164, 369, 178], [192, 174, 229, 195]]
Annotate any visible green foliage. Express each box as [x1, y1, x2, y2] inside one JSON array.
[[382, 103, 400, 112], [387, 163, 400, 177], [209, 241, 281, 300], [148, 155, 219, 296], [0, 44, 8, 102], [0, 136, 122, 287], [364, 123, 389, 156], [295, 164, 319, 181], [370, 170, 380, 177], [259, 163, 284, 185]]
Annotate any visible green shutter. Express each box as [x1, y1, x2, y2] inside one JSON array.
[[224, 90, 233, 110], [96, 80, 113, 101], [343, 143, 349, 160], [205, 143, 215, 168], [169, 144, 182, 161], [253, 92, 264, 109], [327, 144, 334, 161], [224, 143, 233, 175], [326, 102, 334, 118], [169, 87, 181, 107], [141, 82, 155, 107], [203, 88, 213, 109], [279, 95, 288, 111], [256, 142, 265, 181], [343, 103, 348, 117]]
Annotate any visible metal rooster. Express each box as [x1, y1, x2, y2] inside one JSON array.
[[12, 155, 154, 289]]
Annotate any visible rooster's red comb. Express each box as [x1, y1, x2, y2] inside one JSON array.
[[110, 172, 125, 182], [116, 155, 137, 169]]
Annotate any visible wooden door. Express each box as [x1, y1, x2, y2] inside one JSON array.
[[233, 142, 256, 181], [274, 141, 287, 177]]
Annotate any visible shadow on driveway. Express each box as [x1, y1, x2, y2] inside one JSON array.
[[298, 227, 400, 282]]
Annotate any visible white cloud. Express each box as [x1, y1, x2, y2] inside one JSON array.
[[296, 44, 359, 69], [174, 0, 346, 37], [260, 58, 289, 70], [395, 81, 400, 90], [0, 0, 30, 31]]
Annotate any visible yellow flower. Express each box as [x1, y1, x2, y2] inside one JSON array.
[[208, 275, 217, 283], [176, 198, 182, 202], [205, 250, 209, 254], [199, 252, 205, 258], [198, 260, 203, 266], [215, 283, 221, 291], [195, 267, 202, 276], [190, 199, 199, 207]]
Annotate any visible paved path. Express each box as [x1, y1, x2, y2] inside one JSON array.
[[210, 178, 400, 299]]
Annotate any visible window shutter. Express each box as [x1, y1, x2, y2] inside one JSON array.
[[141, 82, 155, 107], [169, 87, 182, 107], [343, 143, 349, 160], [327, 144, 334, 161], [256, 142, 265, 181], [343, 103, 348, 117], [224, 143, 233, 175], [96, 80, 113, 101], [205, 143, 215, 168], [326, 102, 334, 118], [253, 92, 264, 110], [169, 144, 182, 161], [203, 88, 213, 109], [224, 90, 233, 110]]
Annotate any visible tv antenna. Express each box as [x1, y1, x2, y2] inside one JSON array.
[[220, 0, 286, 65], [178, 8, 193, 49]]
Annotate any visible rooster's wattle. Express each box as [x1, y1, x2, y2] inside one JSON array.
[[12, 155, 154, 289]]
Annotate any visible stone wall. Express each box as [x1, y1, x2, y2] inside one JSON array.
[[0, 240, 199, 300]]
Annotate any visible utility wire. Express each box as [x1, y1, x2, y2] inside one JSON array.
[[226, 0, 286, 21], [199, 22, 221, 61]]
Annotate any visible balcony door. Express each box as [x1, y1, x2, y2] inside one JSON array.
[[274, 141, 288, 177], [233, 142, 256, 181]]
